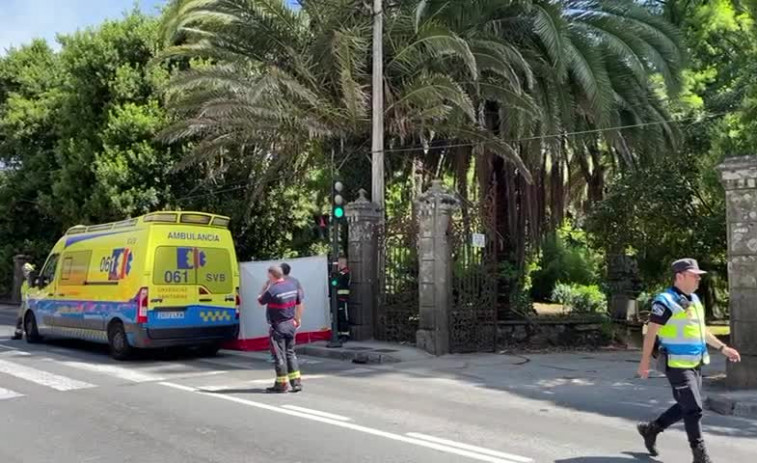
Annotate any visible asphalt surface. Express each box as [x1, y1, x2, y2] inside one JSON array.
[[1, 307, 755, 463]]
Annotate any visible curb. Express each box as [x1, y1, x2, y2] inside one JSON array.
[[705, 394, 757, 419], [295, 344, 403, 364]]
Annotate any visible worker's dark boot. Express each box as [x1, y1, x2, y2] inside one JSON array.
[[692, 443, 713, 463], [637, 421, 663, 457], [290, 378, 302, 393], [11, 319, 23, 340], [266, 381, 288, 394]]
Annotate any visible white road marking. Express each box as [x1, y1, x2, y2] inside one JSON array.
[[0, 359, 95, 391], [198, 374, 328, 391], [57, 360, 228, 383], [281, 405, 352, 422], [406, 433, 534, 463], [159, 382, 531, 463], [249, 374, 326, 383], [0, 387, 23, 400], [0, 350, 30, 357], [161, 382, 194, 392], [57, 361, 164, 383]]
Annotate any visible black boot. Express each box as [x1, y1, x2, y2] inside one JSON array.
[[637, 421, 663, 457], [266, 381, 288, 393], [692, 443, 713, 463], [11, 319, 23, 340], [290, 378, 302, 393]]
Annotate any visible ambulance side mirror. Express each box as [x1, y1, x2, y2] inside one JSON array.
[[32, 273, 46, 288]]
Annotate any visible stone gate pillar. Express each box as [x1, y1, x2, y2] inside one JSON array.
[[345, 189, 382, 341], [11, 254, 31, 305], [415, 180, 459, 355], [607, 254, 642, 320], [718, 156, 757, 388]]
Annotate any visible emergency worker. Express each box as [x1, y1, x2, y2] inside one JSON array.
[[258, 265, 302, 393]]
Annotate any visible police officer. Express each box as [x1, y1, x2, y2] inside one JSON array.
[[636, 258, 741, 463], [258, 265, 303, 393], [335, 256, 350, 339], [11, 263, 35, 340]]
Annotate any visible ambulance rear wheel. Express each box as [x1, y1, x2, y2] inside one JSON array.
[[108, 321, 132, 361], [196, 343, 221, 357], [24, 312, 41, 344]]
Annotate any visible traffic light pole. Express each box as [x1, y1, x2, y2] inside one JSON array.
[[327, 212, 343, 348]]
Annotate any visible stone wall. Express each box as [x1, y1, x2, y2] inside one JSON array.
[[497, 320, 613, 349]]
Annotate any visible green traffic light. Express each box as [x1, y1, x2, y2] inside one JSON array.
[[331, 278, 338, 287], [334, 206, 344, 219]]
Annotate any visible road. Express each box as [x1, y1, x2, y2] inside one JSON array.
[[1, 312, 756, 462]]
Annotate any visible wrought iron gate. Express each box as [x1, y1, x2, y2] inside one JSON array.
[[449, 195, 499, 353], [376, 213, 419, 343]]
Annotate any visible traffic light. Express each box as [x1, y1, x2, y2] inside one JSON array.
[[332, 181, 345, 220], [330, 273, 339, 287]]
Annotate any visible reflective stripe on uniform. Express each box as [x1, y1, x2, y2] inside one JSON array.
[[288, 371, 301, 380], [276, 376, 288, 384], [670, 354, 710, 365]]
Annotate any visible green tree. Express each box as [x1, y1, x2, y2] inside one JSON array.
[[0, 40, 63, 294]]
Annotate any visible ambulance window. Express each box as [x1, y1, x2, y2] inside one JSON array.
[[60, 251, 91, 286], [152, 246, 232, 293], [40, 254, 60, 285], [196, 248, 232, 294], [153, 246, 198, 286]]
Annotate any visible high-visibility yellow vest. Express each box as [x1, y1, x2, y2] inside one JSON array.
[[20, 280, 29, 303], [654, 289, 709, 369]]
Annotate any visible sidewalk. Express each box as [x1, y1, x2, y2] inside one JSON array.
[[290, 339, 757, 422], [295, 340, 432, 364]]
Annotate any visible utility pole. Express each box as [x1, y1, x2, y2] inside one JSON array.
[[371, 0, 384, 209]]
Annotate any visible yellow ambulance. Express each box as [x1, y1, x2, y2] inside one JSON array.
[[22, 211, 240, 360]]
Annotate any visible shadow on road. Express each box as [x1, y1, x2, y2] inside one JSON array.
[[204, 388, 271, 394], [463, 353, 757, 441], [555, 452, 661, 462]]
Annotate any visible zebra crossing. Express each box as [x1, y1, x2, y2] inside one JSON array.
[[0, 345, 246, 403]]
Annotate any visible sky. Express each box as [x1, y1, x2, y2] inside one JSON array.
[[0, 0, 168, 53], [1, 0, 302, 54]]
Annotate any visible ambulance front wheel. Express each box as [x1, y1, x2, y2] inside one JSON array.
[[108, 320, 132, 361]]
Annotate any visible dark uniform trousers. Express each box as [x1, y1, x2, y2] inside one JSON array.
[[655, 365, 704, 448], [269, 320, 300, 384]]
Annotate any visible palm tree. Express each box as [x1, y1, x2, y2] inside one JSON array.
[[158, 0, 531, 204], [159, 0, 684, 315]]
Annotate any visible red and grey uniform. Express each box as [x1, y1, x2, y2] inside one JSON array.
[[258, 279, 301, 388]]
